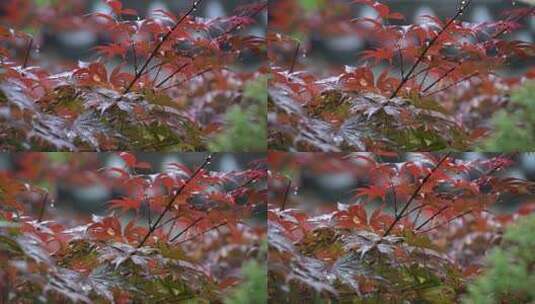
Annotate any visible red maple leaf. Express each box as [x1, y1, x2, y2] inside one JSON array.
[[108, 197, 141, 213]]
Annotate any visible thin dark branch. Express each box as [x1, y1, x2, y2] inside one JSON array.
[[421, 65, 457, 93], [22, 38, 33, 69], [492, 8, 534, 39], [415, 205, 449, 231], [410, 66, 434, 81], [175, 221, 228, 245], [281, 179, 292, 211], [155, 63, 189, 88], [157, 214, 181, 231], [169, 217, 203, 242], [136, 154, 212, 249], [160, 68, 212, 91], [153, 63, 163, 84], [404, 202, 429, 220], [223, 2, 267, 34], [417, 209, 473, 234], [289, 42, 300, 74], [389, 1, 471, 99], [123, 0, 204, 94], [383, 152, 451, 237], [37, 193, 48, 223], [418, 7, 533, 96], [413, 202, 424, 225], [423, 72, 478, 97], [155, 174, 257, 231]]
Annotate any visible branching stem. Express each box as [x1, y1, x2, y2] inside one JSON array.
[[383, 153, 451, 237], [123, 0, 204, 94], [389, 1, 472, 99], [136, 154, 211, 249]]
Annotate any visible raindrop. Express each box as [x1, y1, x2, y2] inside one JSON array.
[[66, 130, 76, 140], [333, 135, 344, 145], [293, 186, 299, 196], [50, 200, 55, 208]]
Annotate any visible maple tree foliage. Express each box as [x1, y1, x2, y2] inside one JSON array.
[[0, 152, 267, 303], [268, 152, 535, 302], [268, 0, 535, 152], [0, 0, 267, 151]]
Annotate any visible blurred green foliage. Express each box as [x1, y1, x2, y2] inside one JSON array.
[[463, 214, 535, 304], [299, 0, 326, 12], [224, 260, 267, 304], [224, 240, 267, 304], [481, 81, 535, 151], [208, 76, 267, 152]]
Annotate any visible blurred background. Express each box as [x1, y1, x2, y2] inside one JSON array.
[[269, 0, 534, 72], [0, 152, 266, 224], [269, 152, 535, 215]]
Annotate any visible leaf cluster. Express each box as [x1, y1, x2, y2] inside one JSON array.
[[0, 0, 267, 151], [267, 152, 535, 302], [268, 0, 535, 151], [0, 152, 267, 303]]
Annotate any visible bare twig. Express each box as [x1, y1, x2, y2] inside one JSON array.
[[383, 153, 451, 237], [281, 180, 292, 211], [223, 2, 267, 34], [155, 63, 189, 88], [37, 193, 48, 223], [389, 1, 472, 99], [154, 175, 258, 232], [175, 221, 228, 245], [22, 38, 33, 69], [169, 217, 204, 242], [136, 154, 212, 249], [421, 65, 457, 93], [417, 209, 473, 234], [160, 68, 212, 91], [418, 7, 533, 95], [423, 72, 479, 97], [289, 42, 300, 74], [123, 0, 204, 94], [415, 205, 449, 231]]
